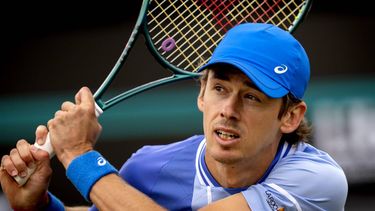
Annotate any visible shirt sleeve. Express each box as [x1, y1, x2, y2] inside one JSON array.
[[242, 153, 348, 211], [88, 205, 98, 211]]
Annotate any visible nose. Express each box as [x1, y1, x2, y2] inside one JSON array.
[[220, 95, 241, 120]]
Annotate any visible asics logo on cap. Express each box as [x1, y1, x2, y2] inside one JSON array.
[[274, 65, 288, 74], [97, 157, 107, 166]]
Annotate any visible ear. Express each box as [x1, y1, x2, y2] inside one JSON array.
[[280, 101, 307, 134], [197, 81, 206, 112]]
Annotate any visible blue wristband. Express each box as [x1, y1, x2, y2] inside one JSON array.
[[66, 150, 118, 201], [46, 192, 64, 211]]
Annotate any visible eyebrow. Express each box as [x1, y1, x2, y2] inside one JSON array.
[[211, 68, 262, 92], [245, 81, 261, 92]]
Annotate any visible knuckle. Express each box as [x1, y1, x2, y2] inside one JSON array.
[[10, 148, 18, 156], [63, 101, 73, 107], [8, 150, 27, 170], [62, 101, 69, 106], [47, 119, 54, 128], [54, 110, 61, 117], [75, 106, 87, 116], [75, 105, 83, 112], [16, 139, 27, 148], [46, 166, 53, 176], [1, 155, 8, 165], [19, 148, 33, 162], [1, 156, 13, 171]]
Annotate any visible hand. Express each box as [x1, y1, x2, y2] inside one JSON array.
[[47, 87, 102, 169], [0, 134, 52, 210]]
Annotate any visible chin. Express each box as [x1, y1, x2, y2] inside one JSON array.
[[209, 146, 243, 164]]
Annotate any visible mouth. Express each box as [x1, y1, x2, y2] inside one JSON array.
[[215, 130, 240, 140]]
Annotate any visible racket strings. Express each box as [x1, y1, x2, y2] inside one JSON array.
[[147, 0, 307, 72], [149, 3, 207, 69], [150, 0, 202, 69], [178, 1, 252, 69], [167, 1, 216, 66], [200, 0, 237, 30], [169, 2, 224, 66], [150, 1, 198, 45], [149, 0, 222, 68]]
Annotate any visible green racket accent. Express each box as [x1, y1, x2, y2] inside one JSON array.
[[94, 0, 312, 111]]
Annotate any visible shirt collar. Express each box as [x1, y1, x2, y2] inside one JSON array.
[[195, 138, 294, 187]]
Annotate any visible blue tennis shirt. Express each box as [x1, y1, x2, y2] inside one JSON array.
[[90, 135, 347, 210]]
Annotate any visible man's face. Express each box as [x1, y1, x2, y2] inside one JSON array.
[[198, 68, 284, 164]]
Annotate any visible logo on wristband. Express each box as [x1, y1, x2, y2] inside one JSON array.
[[97, 157, 107, 166]]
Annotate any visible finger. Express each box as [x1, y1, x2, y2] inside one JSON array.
[[9, 148, 28, 177], [54, 110, 65, 118], [30, 145, 50, 163], [0, 165, 18, 190], [1, 155, 18, 177], [75, 87, 94, 108], [16, 140, 35, 167], [61, 101, 75, 112], [47, 119, 54, 130], [35, 125, 48, 145], [29, 146, 52, 184]]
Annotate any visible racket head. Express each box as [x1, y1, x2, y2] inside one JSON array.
[[95, 0, 313, 111], [144, 0, 313, 75]]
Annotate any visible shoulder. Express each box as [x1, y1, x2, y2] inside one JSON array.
[[244, 142, 348, 211], [271, 143, 347, 209], [118, 135, 204, 193], [124, 135, 204, 164], [278, 142, 347, 186]]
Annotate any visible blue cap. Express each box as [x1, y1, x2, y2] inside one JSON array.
[[198, 23, 310, 99]]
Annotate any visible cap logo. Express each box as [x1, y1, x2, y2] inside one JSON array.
[[274, 64, 288, 74], [97, 157, 107, 166]]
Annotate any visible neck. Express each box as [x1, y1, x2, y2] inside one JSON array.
[[204, 142, 281, 188]]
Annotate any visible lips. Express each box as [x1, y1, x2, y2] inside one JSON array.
[[215, 130, 240, 140], [214, 128, 241, 147]]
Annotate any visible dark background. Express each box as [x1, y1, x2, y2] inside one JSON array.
[[1, 0, 374, 210]]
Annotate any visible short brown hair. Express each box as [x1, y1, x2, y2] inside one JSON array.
[[278, 94, 312, 144]]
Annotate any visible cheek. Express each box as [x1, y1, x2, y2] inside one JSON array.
[[201, 103, 220, 141], [202, 107, 214, 132], [243, 111, 281, 139]]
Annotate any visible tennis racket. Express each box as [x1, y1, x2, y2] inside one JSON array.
[[14, 0, 312, 185]]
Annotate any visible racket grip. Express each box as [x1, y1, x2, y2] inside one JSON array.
[[13, 103, 103, 186]]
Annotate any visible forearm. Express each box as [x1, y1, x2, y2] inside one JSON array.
[[90, 173, 166, 211], [44, 192, 89, 211], [65, 206, 90, 211]]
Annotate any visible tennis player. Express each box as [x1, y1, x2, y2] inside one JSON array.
[[1, 23, 348, 210]]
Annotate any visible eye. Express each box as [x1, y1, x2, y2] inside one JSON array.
[[214, 84, 224, 93], [245, 93, 260, 102]]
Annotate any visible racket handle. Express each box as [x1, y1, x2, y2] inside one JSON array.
[[13, 103, 103, 186]]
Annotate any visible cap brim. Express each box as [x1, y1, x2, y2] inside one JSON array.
[[198, 60, 289, 98]]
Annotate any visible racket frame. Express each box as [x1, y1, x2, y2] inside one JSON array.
[[94, 0, 200, 112], [94, 0, 313, 111]]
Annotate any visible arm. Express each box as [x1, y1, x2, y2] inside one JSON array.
[[65, 207, 91, 211], [90, 173, 249, 211], [199, 194, 251, 211], [47, 87, 250, 210], [89, 173, 165, 211]]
